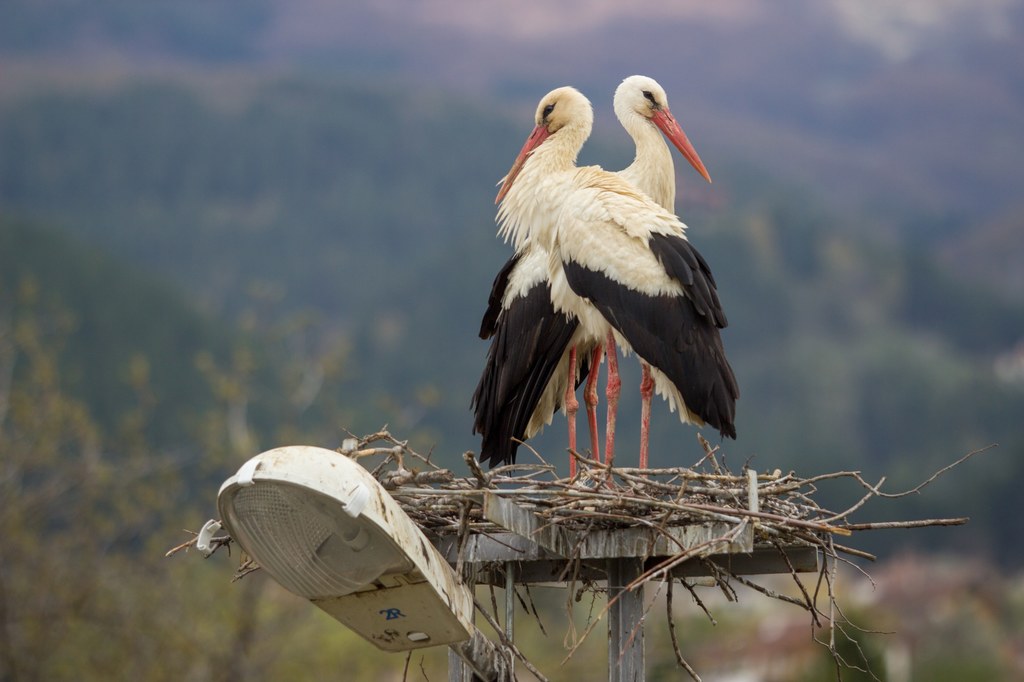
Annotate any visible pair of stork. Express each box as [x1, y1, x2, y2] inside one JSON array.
[[472, 76, 739, 475]]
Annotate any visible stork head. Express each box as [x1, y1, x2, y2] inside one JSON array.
[[614, 75, 711, 184], [496, 86, 593, 204]]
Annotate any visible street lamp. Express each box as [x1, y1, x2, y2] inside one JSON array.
[[216, 445, 473, 652]]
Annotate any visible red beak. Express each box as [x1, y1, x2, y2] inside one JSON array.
[[651, 108, 711, 184], [496, 123, 552, 204]]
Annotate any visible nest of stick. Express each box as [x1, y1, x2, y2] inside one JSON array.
[[171, 428, 988, 681], [346, 429, 984, 680], [358, 429, 973, 556]]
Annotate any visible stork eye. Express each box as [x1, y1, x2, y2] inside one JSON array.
[[642, 90, 657, 105], [543, 103, 555, 117]]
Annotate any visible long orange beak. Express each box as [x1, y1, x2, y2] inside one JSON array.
[[651, 108, 712, 184], [495, 123, 551, 204]]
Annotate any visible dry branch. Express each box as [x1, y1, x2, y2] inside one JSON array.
[[169, 427, 990, 681]]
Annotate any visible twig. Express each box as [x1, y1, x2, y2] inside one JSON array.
[[231, 557, 260, 582], [868, 444, 994, 497], [463, 451, 490, 488], [379, 468, 455, 490], [164, 530, 199, 557], [680, 579, 716, 626], [822, 476, 885, 523], [169, 428, 986, 682], [401, 652, 412, 682], [841, 517, 968, 531], [667, 579, 702, 681], [774, 540, 821, 627], [473, 599, 548, 682]]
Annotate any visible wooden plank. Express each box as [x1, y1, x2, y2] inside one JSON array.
[[480, 558, 607, 585], [430, 533, 818, 586], [580, 522, 751, 558], [432, 526, 752, 564], [607, 558, 644, 682], [432, 533, 560, 564], [670, 545, 820, 579], [482, 492, 579, 557], [482, 492, 753, 559]]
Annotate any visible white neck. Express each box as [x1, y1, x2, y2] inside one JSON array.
[[497, 123, 590, 252], [616, 112, 676, 212]]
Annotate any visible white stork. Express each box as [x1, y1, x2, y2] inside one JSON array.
[[472, 76, 705, 470], [584, 75, 714, 469], [491, 86, 738, 471], [473, 77, 727, 471]]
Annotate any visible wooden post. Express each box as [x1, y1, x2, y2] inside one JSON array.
[[606, 557, 644, 682], [505, 562, 515, 679], [448, 630, 507, 681], [448, 647, 468, 682], [448, 559, 508, 682]]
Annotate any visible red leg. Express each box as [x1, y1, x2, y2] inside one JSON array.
[[639, 363, 654, 470], [604, 331, 621, 470], [584, 343, 604, 463], [565, 346, 579, 477]]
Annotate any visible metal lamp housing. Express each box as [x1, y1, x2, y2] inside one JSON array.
[[217, 446, 473, 651]]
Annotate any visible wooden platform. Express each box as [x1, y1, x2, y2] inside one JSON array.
[[431, 491, 819, 586], [436, 490, 820, 682]]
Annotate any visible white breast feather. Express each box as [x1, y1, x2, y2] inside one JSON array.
[[503, 245, 550, 307]]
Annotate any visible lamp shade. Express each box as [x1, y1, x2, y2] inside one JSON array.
[[217, 445, 473, 651]]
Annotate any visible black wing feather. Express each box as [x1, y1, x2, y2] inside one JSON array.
[[648, 233, 727, 327], [563, 235, 739, 439], [471, 280, 581, 466], [479, 252, 522, 339]]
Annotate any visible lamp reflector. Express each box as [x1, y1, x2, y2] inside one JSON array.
[[222, 483, 412, 599]]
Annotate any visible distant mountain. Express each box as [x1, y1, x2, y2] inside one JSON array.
[[0, 217, 229, 447], [3, 11, 1022, 673], [4, 0, 1022, 231], [938, 205, 1024, 302]]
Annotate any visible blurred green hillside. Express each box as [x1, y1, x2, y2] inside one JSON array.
[[2, 69, 1023, 680], [2, 72, 1022, 562]]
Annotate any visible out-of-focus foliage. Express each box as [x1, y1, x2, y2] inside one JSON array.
[[655, 556, 1024, 681], [1, 69, 1023, 679], [0, 217, 405, 680], [2, 75, 1023, 563]]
